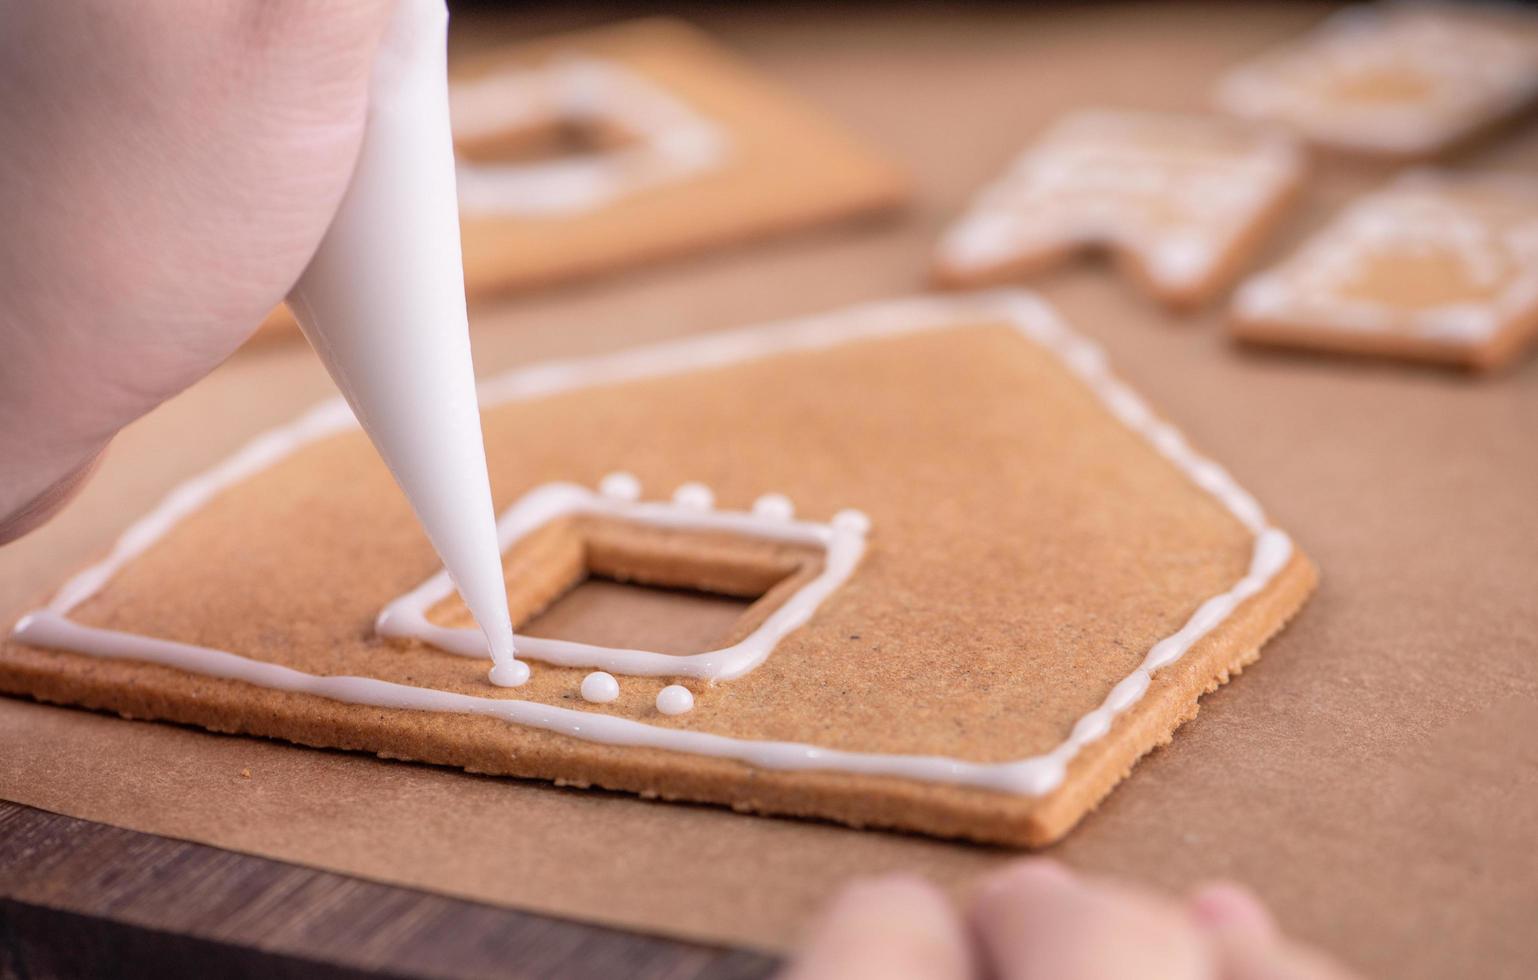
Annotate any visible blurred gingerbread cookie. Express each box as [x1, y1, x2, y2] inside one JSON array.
[[932, 110, 1303, 310], [1216, 2, 1538, 159], [250, 17, 909, 344], [1230, 170, 1538, 371]]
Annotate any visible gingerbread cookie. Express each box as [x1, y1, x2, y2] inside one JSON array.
[[452, 18, 906, 293], [1231, 170, 1538, 371], [932, 110, 1304, 309], [3, 292, 1315, 847], [1216, 2, 1538, 159], [248, 17, 908, 343]]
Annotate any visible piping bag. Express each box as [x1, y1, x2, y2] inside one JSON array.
[[285, 0, 527, 688]]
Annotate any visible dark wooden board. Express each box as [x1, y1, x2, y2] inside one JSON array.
[[0, 801, 777, 980]]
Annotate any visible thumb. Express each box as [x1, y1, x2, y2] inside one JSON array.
[[779, 874, 975, 980]]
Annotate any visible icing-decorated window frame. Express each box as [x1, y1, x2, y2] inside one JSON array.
[[376, 479, 870, 682], [450, 56, 729, 218]]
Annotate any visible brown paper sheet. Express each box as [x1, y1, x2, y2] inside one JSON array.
[[4, 4, 1538, 977]]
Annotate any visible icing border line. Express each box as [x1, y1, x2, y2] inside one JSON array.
[[10, 289, 1295, 798], [376, 480, 869, 681]]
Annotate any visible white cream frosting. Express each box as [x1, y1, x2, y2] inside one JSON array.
[[1216, 1, 1538, 155], [580, 671, 620, 704], [655, 685, 695, 716], [935, 109, 1302, 291], [375, 480, 869, 682], [1232, 169, 1538, 343], [11, 291, 1295, 798], [450, 56, 728, 218]]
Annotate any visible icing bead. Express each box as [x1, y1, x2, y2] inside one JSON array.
[[751, 493, 795, 521], [580, 670, 620, 703], [672, 482, 714, 510], [656, 685, 694, 715], [599, 471, 642, 501], [488, 659, 531, 688]]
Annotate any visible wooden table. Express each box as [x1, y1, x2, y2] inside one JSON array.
[[1, 801, 774, 978]]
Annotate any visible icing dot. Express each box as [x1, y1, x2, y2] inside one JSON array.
[[672, 482, 714, 510], [580, 671, 620, 704], [599, 471, 641, 501], [488, 659, 531, 688], [831, 509, 871, 534], [656, 684, 694, 716], [752, 493, 795, 521]]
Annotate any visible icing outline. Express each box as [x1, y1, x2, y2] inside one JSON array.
[[376, 480, 869, 681], [451, 56, 728, 218], [11, 291, 1295, 798]]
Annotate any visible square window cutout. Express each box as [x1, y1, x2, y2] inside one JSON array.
[[451, 56, 727, 219], [377, 476, 871, 682]]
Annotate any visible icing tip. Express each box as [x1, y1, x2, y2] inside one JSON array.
[[488, 659, 532, 688], [831, 509, 872, 534]]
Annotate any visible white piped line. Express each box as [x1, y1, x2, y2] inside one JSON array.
[[376, 482, 868, 682], [10, 290, 1296, 799]]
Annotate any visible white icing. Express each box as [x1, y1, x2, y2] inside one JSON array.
[[751, 493, 795, 521], [1216, 1, 1538, 155], [580, 671, 620, 704], [598, 470, 642, 501], [936, 109, 1302, 291], [10, 291, 1294, 798], [284, 0, 524, 688], [488, 660, 531, 688], [655, 685, 695, 716], [1232, 169, 1538, 344], [376, 482, 869, 681], [450, 56, 728, 217], [671, 482, 715, 511], [831, 509, 873, 535]]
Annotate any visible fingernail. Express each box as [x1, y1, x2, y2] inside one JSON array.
[[1189, 882, 1277, 940], [978, 858, 1077, 902]]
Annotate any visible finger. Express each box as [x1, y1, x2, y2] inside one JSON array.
[[0, 447, 105, 547], [1209, 930, 1361, 980], [1190, 887, 1360, 980], [1188, 881, 1277, 942], [779, 874, 974, 980], [970, 860, 1209, 980]]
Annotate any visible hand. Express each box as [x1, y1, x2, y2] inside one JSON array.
[[781, 860, 1355, 980], [0, 1, 392, 543]]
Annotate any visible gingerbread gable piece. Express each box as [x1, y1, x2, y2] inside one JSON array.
[[3, 292, 1314, 846]]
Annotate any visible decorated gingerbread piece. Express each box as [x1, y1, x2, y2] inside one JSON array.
[[1216, 1, 1538, 158], [1231, 170, 1538, 371], [933, 110, 1303, 310], [3, 292, 1315, 846]]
